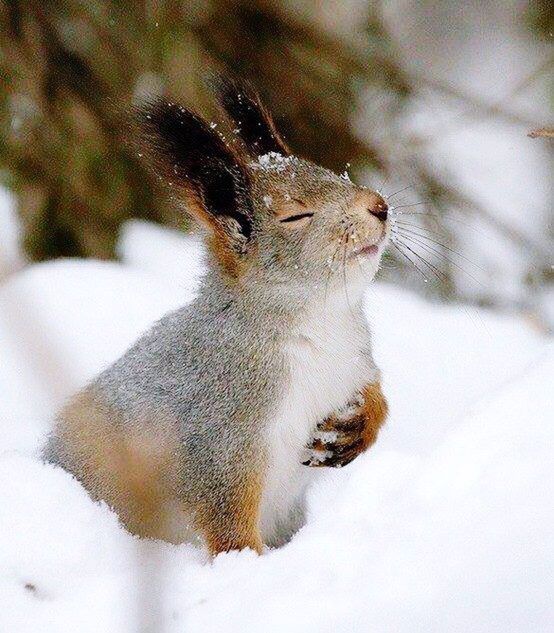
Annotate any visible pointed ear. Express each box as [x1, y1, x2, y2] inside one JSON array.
[[212, 75, 290, 158], [135, 99, 253, 245]]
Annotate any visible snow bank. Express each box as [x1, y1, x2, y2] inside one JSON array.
[[1, 220, 552, 632]]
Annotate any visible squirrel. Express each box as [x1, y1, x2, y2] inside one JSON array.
[[43, 77, 389, 555]]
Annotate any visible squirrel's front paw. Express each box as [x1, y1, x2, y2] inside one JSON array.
[[302, 397, 366, 468]]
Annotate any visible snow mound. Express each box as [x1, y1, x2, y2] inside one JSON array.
[[1, 220, 552, 632]]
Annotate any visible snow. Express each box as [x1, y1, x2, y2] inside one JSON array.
[[252, 151, 297, 172], [1, 219, 553, 632]]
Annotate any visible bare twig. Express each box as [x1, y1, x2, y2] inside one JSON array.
[[528, 127, 554, 138]]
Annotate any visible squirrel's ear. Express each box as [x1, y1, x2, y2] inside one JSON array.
[[136, 99, 253, 245], [212, 75, 290, 158]]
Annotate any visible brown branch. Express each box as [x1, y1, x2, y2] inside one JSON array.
[[528, 127, 554, 138], [410, 55, 554, 139]]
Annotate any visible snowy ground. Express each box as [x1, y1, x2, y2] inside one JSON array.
[[0, 219, 552, 632]]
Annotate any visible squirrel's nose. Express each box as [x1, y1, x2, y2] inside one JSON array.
[[369, 206, 388, 222], [353, 189, 388, 222], [365, 191, 388, 222]]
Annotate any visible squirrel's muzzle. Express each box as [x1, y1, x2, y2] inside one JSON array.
[[352, 189, 389, 223]]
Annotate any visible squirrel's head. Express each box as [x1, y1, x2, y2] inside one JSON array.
[[136, 77, 390, 299]]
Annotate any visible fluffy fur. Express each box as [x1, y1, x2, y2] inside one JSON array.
[[44, 77, 390, 553]]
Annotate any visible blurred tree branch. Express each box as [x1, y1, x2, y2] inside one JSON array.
[[411, 54, 554, 136], [0, 0, 415, 261], [528, 127, 554, 138], [0, 0, 551, 310]]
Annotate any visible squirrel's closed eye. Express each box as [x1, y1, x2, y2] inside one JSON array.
[[280, 212, 314, 223], [275, 198, 314, 226]]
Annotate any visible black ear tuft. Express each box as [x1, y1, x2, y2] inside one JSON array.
[[136, 99, 253, 239], [212, 75, 290, 158]]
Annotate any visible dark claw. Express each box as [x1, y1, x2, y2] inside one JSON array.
[[302, 437, 364, 468], [307, 433, 361, 452], [317, 414, 364, 433], [323, 453, 358, 468], [306, 438, 326, 451]]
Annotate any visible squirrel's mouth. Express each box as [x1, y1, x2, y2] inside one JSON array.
[[351, 233, 386, 259], [354, 243, 379, 257]]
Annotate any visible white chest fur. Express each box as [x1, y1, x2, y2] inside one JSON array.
[[259, 293, 378, 545]]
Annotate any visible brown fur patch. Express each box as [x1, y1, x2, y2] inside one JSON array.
[[195, 466, 264, 555], [54, 389, 264, 552], [360, 382, 388, 450], [187, 196, 244, 278], [206, 229, 243, 279], [306, 381, 388, 468], [55, 390, 186, 542]]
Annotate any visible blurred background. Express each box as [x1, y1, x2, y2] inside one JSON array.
[[0, 4, 553, 631], [0, 0, 552, 323]]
